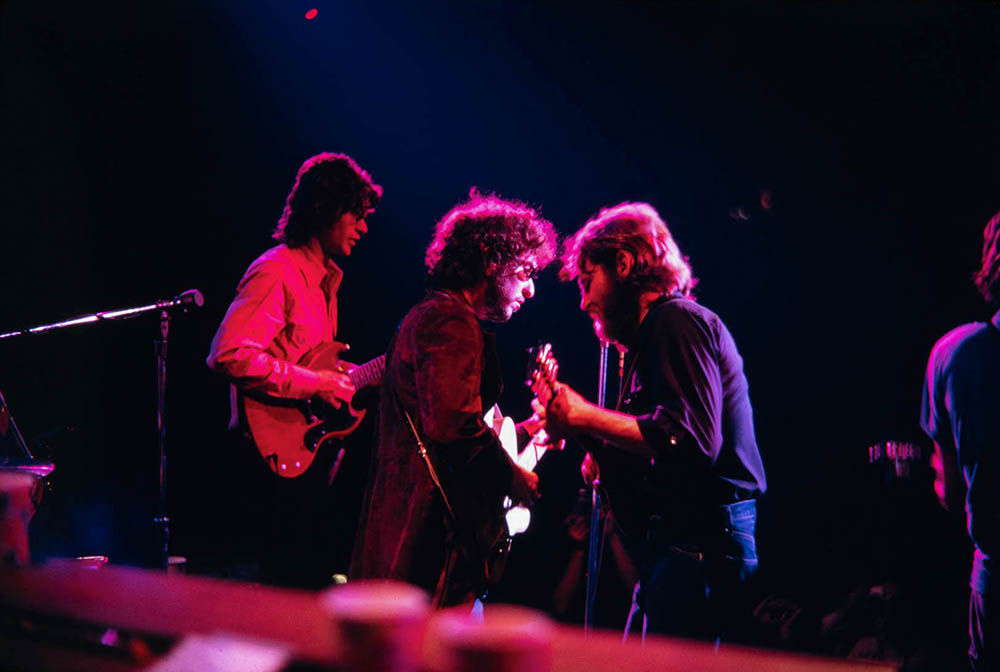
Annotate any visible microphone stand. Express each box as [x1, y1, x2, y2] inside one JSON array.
[[584, 341, 609, 635], [0, 290, 205, 572], [155, 309, 170, 572]]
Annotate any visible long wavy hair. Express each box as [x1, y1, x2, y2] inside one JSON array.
[[425, 190, 558, 290], [560, 201, 697, 297], [272, 153, 382, 247], [974, 210, 1000, 304]]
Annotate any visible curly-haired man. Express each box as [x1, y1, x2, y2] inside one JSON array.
[[536, 202, 766, 642], [351, 191, 557, 607], [207, 152, 381, 588]]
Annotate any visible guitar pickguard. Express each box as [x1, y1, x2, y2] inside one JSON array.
[[241, 341, 385, 478]]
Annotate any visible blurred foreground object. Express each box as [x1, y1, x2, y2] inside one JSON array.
[[0, 561, 900, 671]]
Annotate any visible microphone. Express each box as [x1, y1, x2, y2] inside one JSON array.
[[174, 289, 205, 308]]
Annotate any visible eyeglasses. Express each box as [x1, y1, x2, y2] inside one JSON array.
[[509, 264, 539, 283]]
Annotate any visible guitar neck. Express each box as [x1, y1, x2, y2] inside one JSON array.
[[350, 355, 386, 389], [516, 438, 546, 474], [527, 343, 559, 406]]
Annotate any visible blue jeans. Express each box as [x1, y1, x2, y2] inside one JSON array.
[[623, 499, 758, 643], [971, 549, 996, 671]]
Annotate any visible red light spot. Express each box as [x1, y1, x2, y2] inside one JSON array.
[[760, 189, 773, 212], [305, 8, 318, 20]]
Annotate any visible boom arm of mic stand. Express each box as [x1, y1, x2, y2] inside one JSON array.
[[0, 290, 205, 340]]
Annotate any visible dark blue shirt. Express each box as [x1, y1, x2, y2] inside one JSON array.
[[596, 295, 765, 538], [922, 309, 1000, 592]]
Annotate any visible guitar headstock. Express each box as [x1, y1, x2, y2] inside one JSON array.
[[524, 342, 558, 406]]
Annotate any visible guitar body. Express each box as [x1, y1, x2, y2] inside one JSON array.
[[484, 409, 533, 537], [470, 405, 554, 588], [241, 341, 380, 479], [472, 500, 514, 590]]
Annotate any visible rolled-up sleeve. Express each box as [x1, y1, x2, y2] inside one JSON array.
[[637, 306, 723, 461], [920, 343, 954, 453]]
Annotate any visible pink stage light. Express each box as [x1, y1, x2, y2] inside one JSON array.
[[760, 188, 774, 212], [305, 8, 318, 20]]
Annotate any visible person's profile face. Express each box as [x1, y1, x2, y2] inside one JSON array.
[[320, 210, 369, 258], [482, 256, 538, 323]]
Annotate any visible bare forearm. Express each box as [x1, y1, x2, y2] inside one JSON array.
[[608, 531, 638, 587], [933, 442, 965, 514], [552, 550, 586, 615], [573, 403, 655, 459]]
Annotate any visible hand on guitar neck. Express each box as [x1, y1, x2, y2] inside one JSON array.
[[519, 343, 568, 455], [316, 368, 356, 408], [526, 343, 595, 446], [527, 344, 602, 485], [531, 384, 597, 443], [527, 342, 656, 483], [242, 341, 386, 478]]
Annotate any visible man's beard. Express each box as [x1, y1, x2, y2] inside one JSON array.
[[596, 280, 641, 346], [482, 276, 512, 323]]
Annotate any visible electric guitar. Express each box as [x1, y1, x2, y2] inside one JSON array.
[[241, 341, 385, 478]]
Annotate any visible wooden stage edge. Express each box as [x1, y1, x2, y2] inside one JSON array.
[[0, 561, 898, 671]]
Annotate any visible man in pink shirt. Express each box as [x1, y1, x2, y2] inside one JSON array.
[[207, 152, 381, 587]]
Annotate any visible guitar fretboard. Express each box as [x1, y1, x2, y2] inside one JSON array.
[[350, 355, 386, 389]]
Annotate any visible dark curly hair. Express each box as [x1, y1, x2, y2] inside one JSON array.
[[974, 209, 1000, 304], [425, 190, 558, 290], [272, 153, 382, 247]]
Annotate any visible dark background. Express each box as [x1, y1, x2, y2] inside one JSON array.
[[2, 0, 997, 664]]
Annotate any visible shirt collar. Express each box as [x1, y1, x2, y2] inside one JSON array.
[[431, 288, 474, 311], [294, 243, 343, 292], [637, 292, 681, 331]]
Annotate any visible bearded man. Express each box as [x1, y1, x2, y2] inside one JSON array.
[[538, 202, 766, 642], [350, 191, 557, 607]]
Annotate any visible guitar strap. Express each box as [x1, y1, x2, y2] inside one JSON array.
[[613, 293, 680, 411], [398, 396, 502, 600], [399, 402, 459, 523]]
